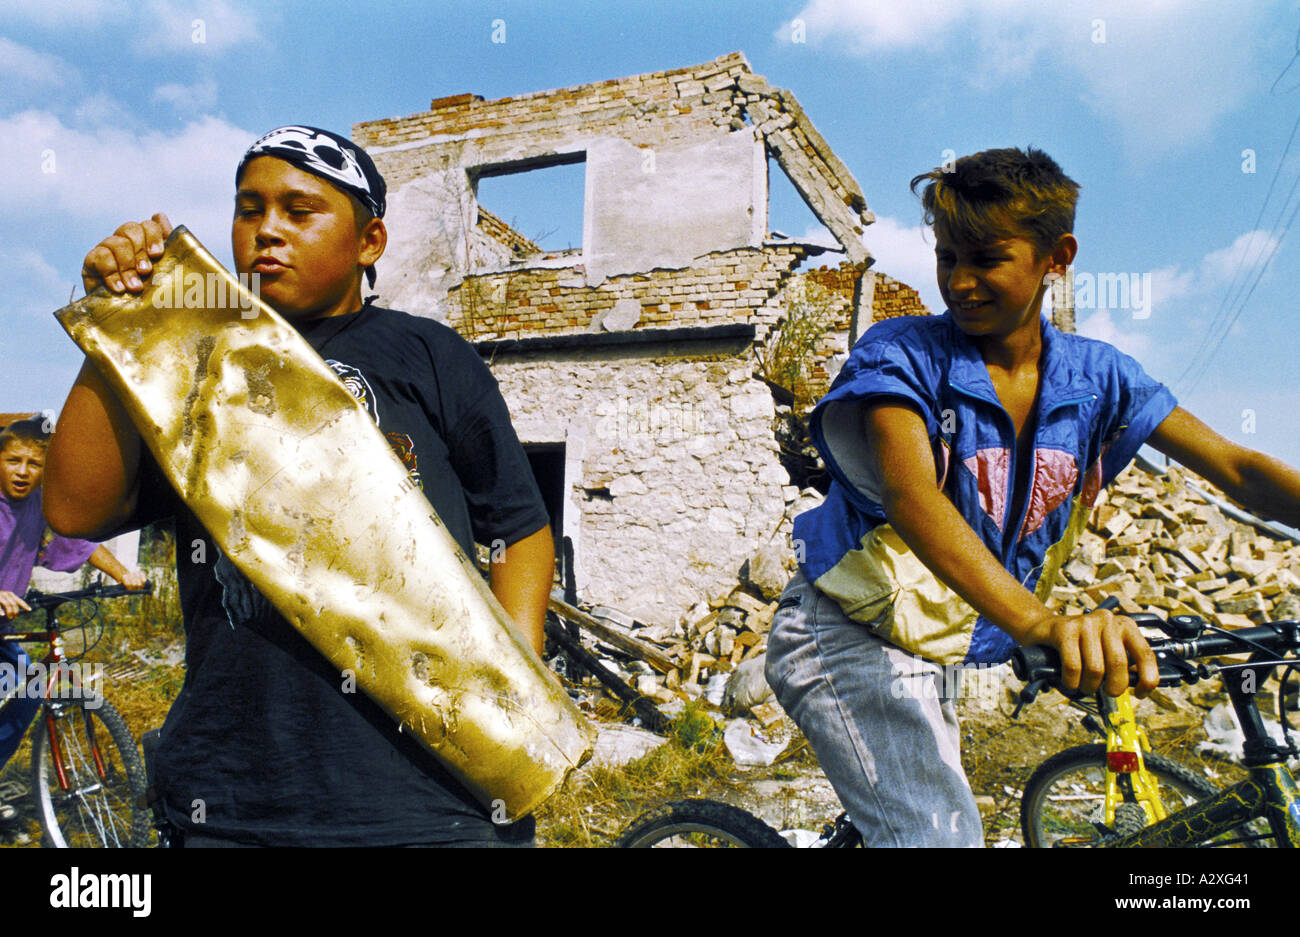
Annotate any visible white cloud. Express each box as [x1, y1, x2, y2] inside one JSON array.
[[1200, 229, 1282, 286], [1074, 227, 1283, 384], [776, 0, 1271, 159], [1149, 263, 1196, 310], [1058, 2, 1268, 158], [0, 36, 78, 91], [0, 0, 124, 28], [776, 0, 968, 52], [3, 246, 66, 311], [1077, 306, 1152, 359], [858, 214, 942, 311], [152, 78, 219, 112], [138, 0, 261, 53], [796, 222, 840, 250], [0, 108, 254, 252], [71, 92, 141, 131]]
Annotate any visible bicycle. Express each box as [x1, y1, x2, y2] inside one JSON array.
[[1014, 686, 1240, 847], [1011, 596, 1257, 847], [619, 607, 1300, 848], [0, 580, 152, 847], [1012, 608, 1299, 847]]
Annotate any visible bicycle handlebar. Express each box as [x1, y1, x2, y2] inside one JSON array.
[[1011, 618, 1300, 691], [22, 580, 154, 611]]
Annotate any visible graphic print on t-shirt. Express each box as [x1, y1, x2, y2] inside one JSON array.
[[327, 358, 423, 490], [384, 431, 423, 491], [326, 359, 380, 424]]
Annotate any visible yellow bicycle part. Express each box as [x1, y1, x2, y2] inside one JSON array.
[[1103, 689, 1168, 826]]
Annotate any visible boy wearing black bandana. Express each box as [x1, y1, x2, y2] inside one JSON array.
[[45, 127, 555, 846]]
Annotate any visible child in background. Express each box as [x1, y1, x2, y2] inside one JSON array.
[[0, 417, 146, 822]]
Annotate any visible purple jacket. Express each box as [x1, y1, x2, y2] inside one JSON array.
[[0, 487, 97, 597]]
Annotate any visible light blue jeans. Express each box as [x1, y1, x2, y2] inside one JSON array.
[[765, 571, 984, 847]]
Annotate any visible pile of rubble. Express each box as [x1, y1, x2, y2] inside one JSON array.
[[553, 460, 1300, 771], [550, 540, 795, 731], [1048, 461, 1300, 625]]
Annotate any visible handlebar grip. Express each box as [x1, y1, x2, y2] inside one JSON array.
[[1011, 596, 1120, 683], [1010, 644, 1059, 682]]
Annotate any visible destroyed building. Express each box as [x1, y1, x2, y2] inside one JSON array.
[[352, 53, 920, 625]]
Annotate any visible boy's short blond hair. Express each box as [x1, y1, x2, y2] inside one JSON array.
[[0, 418, 50, 453], [910, 147, 1080, 258]]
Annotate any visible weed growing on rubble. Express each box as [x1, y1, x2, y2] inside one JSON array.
[[671, 701, 724, 752], [760, 279, 839, 410], [535, 706, 734, 847]]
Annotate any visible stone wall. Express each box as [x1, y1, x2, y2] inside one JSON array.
[[492, 342, 791, 626]]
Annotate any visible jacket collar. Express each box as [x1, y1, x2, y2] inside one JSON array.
[[943, 312, 1095, 409]]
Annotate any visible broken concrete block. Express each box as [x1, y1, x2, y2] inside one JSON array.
[[721, 654, 774, 716], [743, 543, 791, 600], [1215, 593, 1267, 617], [589, 723, 667, 768], [723, 721, 786, 766], [1102, 508, 1135, 537], [601, 297, 642, 331], [1064, 558, 1096, 583]]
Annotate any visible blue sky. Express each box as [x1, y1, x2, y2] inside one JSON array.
[[3, 0, 1299, 469]]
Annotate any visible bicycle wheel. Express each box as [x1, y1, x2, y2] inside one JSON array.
[[31, 697, 149, 847], [1020, 743, 1264, 847], [616, 799, 791, 848]]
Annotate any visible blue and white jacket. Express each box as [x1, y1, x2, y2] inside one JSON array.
[[794, 312, 1177, 665]]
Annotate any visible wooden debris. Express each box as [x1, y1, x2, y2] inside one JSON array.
[[548, 596, 678, 674]]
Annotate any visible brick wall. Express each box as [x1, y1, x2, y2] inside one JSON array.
[[354, 52, 871, 268], [770, 263, 931, 409], [476, 205, 541, 257], [448, 245, 811, 341], [355, 54, 753, 188]]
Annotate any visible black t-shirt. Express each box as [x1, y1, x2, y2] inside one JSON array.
[[135, 303, 550, 845]]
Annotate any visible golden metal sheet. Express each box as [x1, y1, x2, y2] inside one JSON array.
[[55, 226, 594, 820]]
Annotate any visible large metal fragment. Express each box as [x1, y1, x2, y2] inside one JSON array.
[[54, 226, 594, 820]]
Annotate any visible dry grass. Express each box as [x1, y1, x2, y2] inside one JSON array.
[[535, 703, 740, 847]]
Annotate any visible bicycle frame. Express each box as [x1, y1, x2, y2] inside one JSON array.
[[1, 598, 112, 800], [1092, 690, 1172, 826], [1110, 651, 1299, 847]]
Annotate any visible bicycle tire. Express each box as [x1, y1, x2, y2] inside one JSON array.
[[1020, 743, 1266, 848], [616, 799, 791, 848], [31, 696, 149, 848]]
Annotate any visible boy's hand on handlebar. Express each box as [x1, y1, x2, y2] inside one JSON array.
[[0, 590, 31, 620], [120, 570, 149, 590], [81, 213, 173, 296], [1025, 609, 1159, 698]]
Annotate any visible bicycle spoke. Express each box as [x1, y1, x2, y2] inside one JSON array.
[[35, 700, 145, 848]]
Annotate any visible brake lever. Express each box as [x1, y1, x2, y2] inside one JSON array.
[[1011, 678, 1050, 719]]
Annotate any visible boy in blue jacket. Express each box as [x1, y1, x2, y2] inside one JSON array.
[[766, 147, 1300, 846]]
